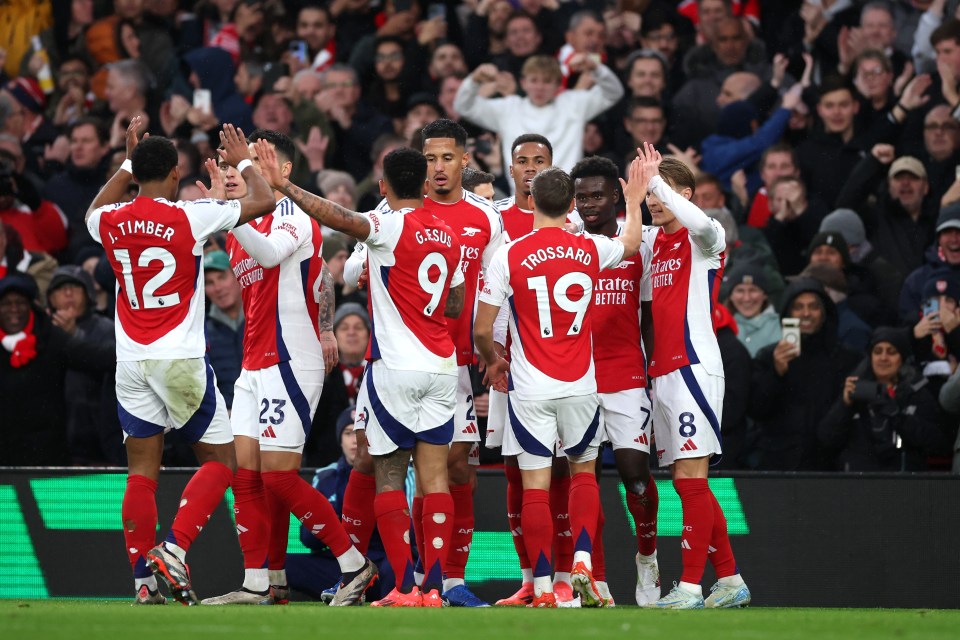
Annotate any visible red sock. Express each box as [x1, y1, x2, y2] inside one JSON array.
[[627, 475, 659, 556], [168, 461, 232, 552], [521, 489, 553, 579], [262, 470, 351, 556], [569, 472, 599, 559], [265, 486, 288, 571], [233, 468, 268, 569], [342, 470, 377, 555], [549, 474, 572, 574], [708, 491, 738, 578], [674, 478, 713, 585], [412, 495, 425, 570], [122, 474, 157, 578], [421, 492, 454, 591], [504, 464, 529, 570], [593, 504, 606, 581], [374, 490, 414, 590], [445, 483, 474, 580]]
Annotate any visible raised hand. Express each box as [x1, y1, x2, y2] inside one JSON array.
[[253, 139, 285, 189], [638, 141, 663, 182], [125, 115, 146, 159], [619, 156, 646, 205], [218, 124, 252, 168], [196, 158, 226, 199]]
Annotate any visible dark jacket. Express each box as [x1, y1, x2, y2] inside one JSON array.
[[0, 309, 115, 465], [714, 306, 751, 469], [898, 247, 960, 326], [43, 159, 111, 264], [750, 279, 862, 470], [835, 154, 938, 277], [205, 311, 244, 409], [796, 129, 869, 210], [304, 365, 354, 468], [819, 361, 944, 471]]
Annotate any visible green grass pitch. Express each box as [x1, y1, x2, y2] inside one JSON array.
[[2, 601, 959, 640]]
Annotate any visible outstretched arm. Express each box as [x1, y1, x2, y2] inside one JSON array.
[[86, 116, 144, 221], [616, 143, 657, 258], [649, 177, 722, 252], [254, 140, 371, 240]]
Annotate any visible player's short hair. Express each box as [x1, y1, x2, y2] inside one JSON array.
[[530, 167, 574, 218], [249, 129, 296, 165], [461, 166, 495, 192], [511, 133, 553, 159], [932, 19, 960, 48], [421, 118, 468, 148], [521, 55, 562, 83], [131, 136, 178, 183], [383, 147, 427, 199], [658, 157, 696, 194], [570, 156, 619, 182]]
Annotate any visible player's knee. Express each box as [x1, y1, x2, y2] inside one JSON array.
[[622, 475, 648, 496]]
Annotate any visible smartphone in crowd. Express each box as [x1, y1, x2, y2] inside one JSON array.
[[193, 88, 212, 115], [289, 40, 308, 64], [923, 297, 940, 318], [428, 3, 446, 21], [782, 317, 801, 354]]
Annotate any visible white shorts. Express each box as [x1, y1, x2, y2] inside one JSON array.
[[651, 364, 723, 466], [116, 357, 232, 445], [503, 394, 603, 470], [451, 365, 481, 444], [231, 361, 323, 453], [484, 388, 508, 449], [599, 388, 652, 453], [354, 360, 456, 456]]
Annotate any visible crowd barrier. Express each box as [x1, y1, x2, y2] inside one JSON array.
[[0, 469, 957, 608]]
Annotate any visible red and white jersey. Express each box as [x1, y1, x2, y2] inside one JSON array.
[[592, 222, 653, 393], [480, 226, 625, 401], [87, 196, 241, 361], [362, 206, 465, 374], [496, 196, 535, 242], [226, 197, 325, 371], [379, 189, 504, 365], [643, 177, 726, 378]]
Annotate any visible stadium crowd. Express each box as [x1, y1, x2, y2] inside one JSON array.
[[3, 0, 960, 473]]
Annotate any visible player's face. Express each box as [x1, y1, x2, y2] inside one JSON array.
[[729, 283, 767, 318], [340, 424, 358, 465], [789, 292, 825, 335], [510, 141, 552, 197], [809, 245, 844, 270], [48, 283, 87, 316], [423, 137, 467, 196], [204, 269, 241, 312], [335, 314, 370, 363], [870, 341, 902, 384], [575, 176, 618, 232], [645, 191, 676, 228], [219, 158, 247, 199], [0, 292, 31, 334]]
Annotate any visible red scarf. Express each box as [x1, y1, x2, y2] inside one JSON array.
[[0, 311, 37, 368]]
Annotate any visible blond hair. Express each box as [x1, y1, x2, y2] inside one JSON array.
[[521, 55, 562, 83], [659, 157, 696, 194]]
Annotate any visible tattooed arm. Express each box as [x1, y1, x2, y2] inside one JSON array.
[[318, 262, 338, 374], [255, 140, 371, 240], [445, 282, 465, 319]]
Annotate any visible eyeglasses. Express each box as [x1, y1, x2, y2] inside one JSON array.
[[375, 52, 403, 62], [924, 122, 960, 131]]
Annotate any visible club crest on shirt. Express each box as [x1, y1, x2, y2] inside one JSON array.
[[461, 226, 482, 237]]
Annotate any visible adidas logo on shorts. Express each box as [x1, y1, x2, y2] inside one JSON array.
[[679, 439, 698, 452]]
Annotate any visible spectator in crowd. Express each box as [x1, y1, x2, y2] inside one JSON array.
[[909, 272, 960, 381], [463, 0, 514, 69], [900, 202, 960, 324], [819, 207, 904, 321], [670, 16, 770, 149], [366, 35, 412, 122], [622, 49, 670, 103], [750, 278, 862, 470], [557, 10, 607, 85], [203, 250, 243, 411], [618, 97, 670, 174], [0, 223, 57, 305], [1, 144, 68, 257], [638, 7, 687, 96], [0, 274, 114, 466], [722, 261, 781, 357], [837, 146, 939, 278], [491, 11, 547, 81], [46, 264, 120, 465], [799, 261, 873, 353], [745, 143, 800, 228], [920, 104, 960, 205], [305, 302, 370, 468], [423, 43, 469, 95], [2, 77, 59, 178], [820, 327, 944, 471], [316, 64, 394, 182], [455, 54, 623, 174], [354, 133, 406, 211], [805, 231, 889, 327], [400, 93, 445, 142], [49, 57, 94, 127], [763, 174, 830, 276], [42, 117, 110, 262], [295, 4, 338, 72]]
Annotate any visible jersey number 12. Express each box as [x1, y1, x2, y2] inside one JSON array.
[[113, 247, 181, 310]]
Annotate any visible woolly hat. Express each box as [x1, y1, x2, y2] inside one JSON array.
[[936, 201, 960, 234], [6, 77, 46, 114], [333, 302, 370, 332], [869, 326, 911, 360], [48, 265, 96, 303], [922, 271, 960, 302], [807, 231, 850, 265], [820, 208, 866, 247], [336, 406, 357, 443]]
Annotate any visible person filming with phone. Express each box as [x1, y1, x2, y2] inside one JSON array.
[[749, 278, 861, 470], [818, 328, 944, 472]]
